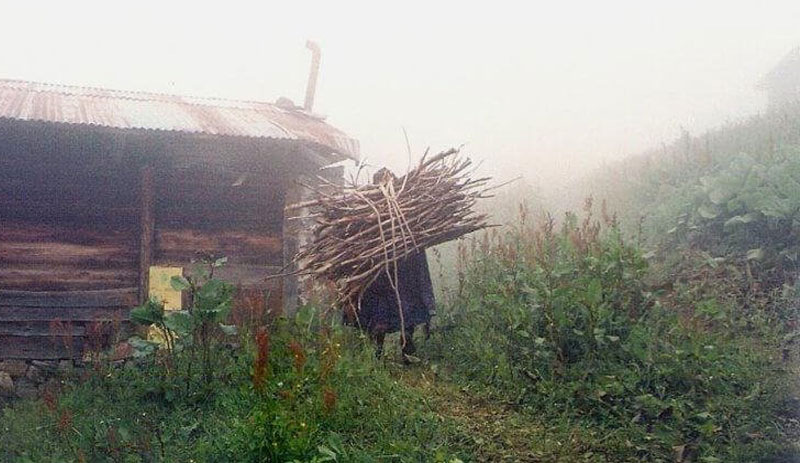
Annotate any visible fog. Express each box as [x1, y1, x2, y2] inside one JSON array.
[[2, 0, 799, 189]]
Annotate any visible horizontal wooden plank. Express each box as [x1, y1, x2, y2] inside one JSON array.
[[0, 177, 137, 202], [0, 221, 137, 245], [0, 335, 84, 359], [157, 167, 284, 188], [0, 201, 138, 224], [155, 252, 281, 267], [0, 280, 137, 292], [0, 322, 87, 337], [199, 264, 284, 287], [157, 228, 281, 252], [154, 209, 284, 231], [0, 268, 137, 291], [0, 288, 137, 308], [156, 181, 284, 202], [0, 254, 136, 269], [0, 241, 134, 259], [155, 229, 282, 263], [0, 321, 132, 337], [0, 165, 135, 183], [0, 306, 131, 322]]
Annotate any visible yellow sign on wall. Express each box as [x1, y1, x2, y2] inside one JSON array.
[[148, 266, 184, 311]]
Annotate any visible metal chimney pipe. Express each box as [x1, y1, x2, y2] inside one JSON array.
[[304, 40, 321, 112]]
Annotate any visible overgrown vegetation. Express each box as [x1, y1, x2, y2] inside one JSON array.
[[127, 256, 239, 392], [1, 303, 471, 462], [4, 108, 800, 462], [425, 202, 800, 462], [2, 198, 799, 461], [568, 106, 800, 286]]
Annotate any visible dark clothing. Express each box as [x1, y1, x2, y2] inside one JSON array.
[[347, 251, 435, 336]]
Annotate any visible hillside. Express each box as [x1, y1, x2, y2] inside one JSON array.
[[565, 104, 800, 264], [4, 107, 800, 463]]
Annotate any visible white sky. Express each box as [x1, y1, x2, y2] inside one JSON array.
[[2, 1, 799, 187]]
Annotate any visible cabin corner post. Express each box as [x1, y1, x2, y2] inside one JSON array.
[[282, 176, 304, 316], [138, 165, 155, 304]]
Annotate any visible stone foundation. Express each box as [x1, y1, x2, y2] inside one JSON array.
[[0, 342, 133, 401], [0, 359, 73, 400]]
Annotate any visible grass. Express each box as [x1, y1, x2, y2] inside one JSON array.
[[0, 315, 473, 463], [421, 206, 800, 462], [2, 205, 800, 462], [6, 92, 800, 463], [3, 210, 799, 462]]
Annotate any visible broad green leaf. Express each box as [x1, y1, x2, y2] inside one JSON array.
[[128, 336, 159, 358], [164, 310, 194, 336], [723, 212, 759, 230], [697, 204, 719, 219], [219, 323, 238, 336], [170, 275, 191, 291], [746, 248, 765, 261], [316, 445, 338, 462], [130, 299, 165, 326]]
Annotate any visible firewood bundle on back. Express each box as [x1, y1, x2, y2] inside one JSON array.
[[289, 148, 493, 310]]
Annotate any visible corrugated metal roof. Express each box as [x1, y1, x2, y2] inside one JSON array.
[[0, 79, 360, 160]]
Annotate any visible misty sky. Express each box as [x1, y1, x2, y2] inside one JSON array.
[[2, 1, 799, 187]]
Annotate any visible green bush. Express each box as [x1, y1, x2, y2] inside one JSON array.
[[214, 307, 469, 462], [563, 107, 800, 294], [432, 201, 650, 385], [425, 205, 799, 462], [0, 306, 470, 463]]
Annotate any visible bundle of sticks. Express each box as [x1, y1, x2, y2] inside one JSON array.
[[289, 148, 494, 309]]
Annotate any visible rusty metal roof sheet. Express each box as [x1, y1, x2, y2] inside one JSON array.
[[0, 79, 359, 160]]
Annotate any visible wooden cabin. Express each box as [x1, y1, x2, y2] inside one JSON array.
[[0, 79, 359, 359]]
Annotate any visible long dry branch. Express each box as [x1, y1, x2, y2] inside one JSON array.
[[289, 148, 493, 323]]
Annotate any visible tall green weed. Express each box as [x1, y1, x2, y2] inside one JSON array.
[[426, 203, 799, 461]]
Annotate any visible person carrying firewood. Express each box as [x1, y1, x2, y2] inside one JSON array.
[[343, 168, 435, 361], [291, 150, 491, 362]]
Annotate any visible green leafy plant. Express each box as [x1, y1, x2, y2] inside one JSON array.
[[129, 256, 236, 389], [425, 203, 799, 461]]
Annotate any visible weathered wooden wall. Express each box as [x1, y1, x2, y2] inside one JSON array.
[[0, 123, 304, 359], [152, 162, 286, 314], [0, 123, 140, 358]]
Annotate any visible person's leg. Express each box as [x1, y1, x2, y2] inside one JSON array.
[[372, 331, 386, 359], [401, 325, 417, 357]]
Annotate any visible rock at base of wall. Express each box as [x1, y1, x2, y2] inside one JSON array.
[[0, 360, 28, 378], [14, 378, 38, 400], [0, 371, 13, 397], [25, 364, 45, 384], [58, 360, 73, 373], [30, 360, 58, 373]]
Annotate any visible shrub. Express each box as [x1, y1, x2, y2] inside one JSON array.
[[426, 204, 799, 461], [0, 305, 471, 463], [128, 257, 238, 392], [432, 200, 650, 385]]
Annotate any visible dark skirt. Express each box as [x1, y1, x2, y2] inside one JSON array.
[[346, 251, 435, 335]]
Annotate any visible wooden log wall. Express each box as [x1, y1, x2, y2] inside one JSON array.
[[0, 124, 328, 359], [0, 223, 138, 291], [0, 288, 136, 358], [0, 123, 139, 358], [153, 165, 286, 315]]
